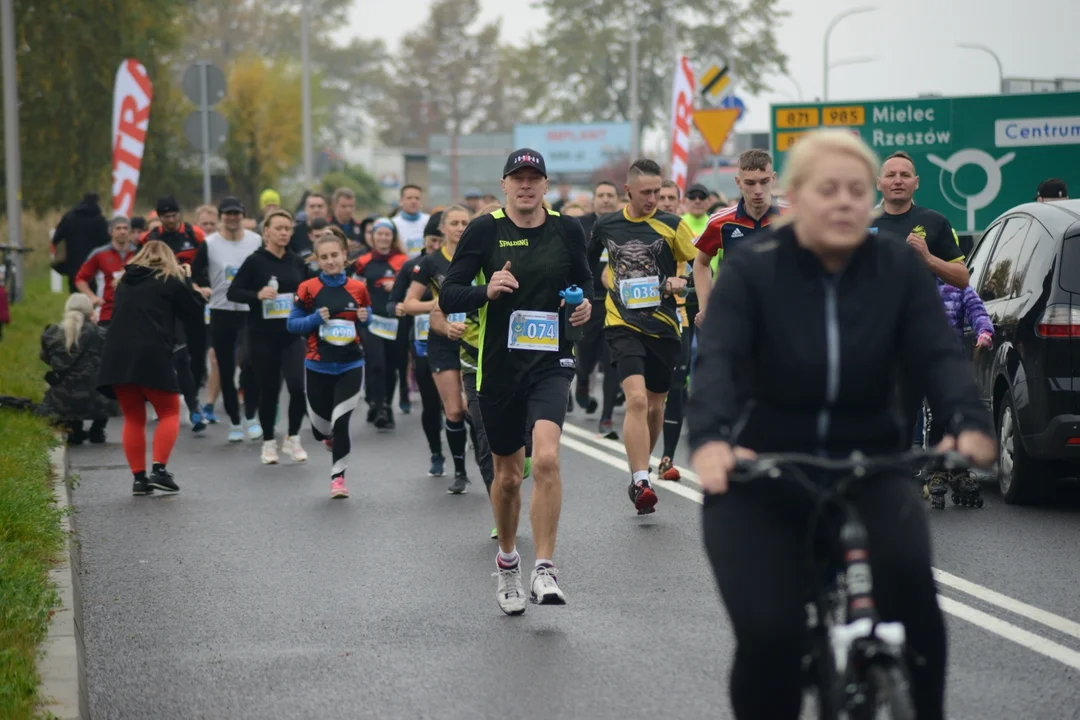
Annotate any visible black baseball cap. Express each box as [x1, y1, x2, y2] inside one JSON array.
[[424, 211, 444, 238], [218, 196, 245, 215], [1036, 178, 1068, 200], [686, 183, 709, 199], [155, 195, 180, 215], [503, 148, 547, 178]]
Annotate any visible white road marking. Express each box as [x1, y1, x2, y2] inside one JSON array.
[[560, 426, 1080, 670]]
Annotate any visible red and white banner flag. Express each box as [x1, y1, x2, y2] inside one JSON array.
[[111, 59, 153, 218], [669, 55, 696, 195]]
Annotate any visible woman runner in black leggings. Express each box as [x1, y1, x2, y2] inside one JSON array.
[[228, 210, 311, 465], [287, 232, 372, 499], [388, 222, 445, 477]]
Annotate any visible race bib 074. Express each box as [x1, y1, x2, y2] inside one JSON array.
[[415, 314, 430, 341], [262, 295, 293, 320], [507, 310, 559, 352], [368, 314, 400, 341], [319, 318, 357, 346], [619, 275, 661, 309]]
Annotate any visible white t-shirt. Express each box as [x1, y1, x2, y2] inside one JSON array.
[[205, 230, 261, 311], [393, 213, 430, 257]]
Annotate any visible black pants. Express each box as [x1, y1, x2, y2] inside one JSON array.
[[703, 475, 946, 720], [412, 346, 443, 456], [361, 327, 406, 410], [396, 316, 414, 407], [463, 372, 533, 493], [662, 306, 696, 458], [251, 331, 306, 441], [575, 303, 618, 421], [305, 366, 363, 479], [211, 310, 258, 426], [173, 344, 200, 415]]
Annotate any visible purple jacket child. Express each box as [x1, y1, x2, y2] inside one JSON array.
[[938, 281, 994, 348]]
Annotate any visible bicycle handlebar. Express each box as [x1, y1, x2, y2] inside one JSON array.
[[731, 448, 973, 483]]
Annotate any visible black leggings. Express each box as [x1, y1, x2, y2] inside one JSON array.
[[703, 475, 946, 720], [397, 316, 414, 406], [173, 345, 200, 415], [662, 307, 696, 458], [361, 327, 407, 410], [305, 366, 363, 479], [412, 347, 443, 456], [211, 310, 258, 425], [251, 332, 306, 441]]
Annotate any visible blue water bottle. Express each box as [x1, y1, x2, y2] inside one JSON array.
[[560, 285, 584, 343]]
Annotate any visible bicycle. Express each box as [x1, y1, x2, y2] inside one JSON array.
[[730, 448, 971, 720], [0, 243, 34, 303]]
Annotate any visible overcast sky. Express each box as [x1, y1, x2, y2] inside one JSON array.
[[344, 0, 1080, 138]]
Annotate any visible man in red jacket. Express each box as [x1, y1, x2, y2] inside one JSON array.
[[75, 217, 137, 327]]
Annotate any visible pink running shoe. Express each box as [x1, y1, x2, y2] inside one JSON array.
[[330, 476, 349, 499], [323, 438, 334, 452]]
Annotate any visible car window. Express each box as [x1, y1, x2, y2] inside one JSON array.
[[967, 222, 1002, 290], [978, 216, 1032, 302], [1059, 229, 1080, 293], [1017, 221, 1055, 295]]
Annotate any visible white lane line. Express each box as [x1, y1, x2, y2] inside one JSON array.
[[562, 421, 700, 483], [937, 596, 1080, 671], [934, 569, 1080, 642], [560, 431, 1080, 668]]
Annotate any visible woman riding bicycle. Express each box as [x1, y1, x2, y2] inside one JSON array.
[[687, 129, 996, 720]]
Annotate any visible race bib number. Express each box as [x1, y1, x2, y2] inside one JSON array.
[[224, 265, 239, 284], [406, 235, 424, 256], [447, 313, 466, 324], [262, 295, 293, 320], [319, 318, 357, 346], [600, 249, 609, 263], [415, 314, 430, 341], [368, 314, 400, 341], [619, 275, 661, 309], [508, 310, 559, 352], [204, 304, 211, 325]]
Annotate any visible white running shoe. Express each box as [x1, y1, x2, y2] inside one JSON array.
[[247, 421, 264, 441], [260, 440, 279, 465], [282, 435, 308, 462], [530, 565, 567, 605], [494, 564, 527, 616]]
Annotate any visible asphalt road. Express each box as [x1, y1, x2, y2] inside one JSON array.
[[70, 394, 1080, 720]]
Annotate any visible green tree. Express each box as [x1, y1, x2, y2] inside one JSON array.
[[375, 0, 503, 148], [513, 0, 788, 129], [320, 166, 383, 212], [1, 0, 191, 213]]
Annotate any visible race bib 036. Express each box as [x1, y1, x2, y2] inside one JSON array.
[[507, 310, 559, 352], [447, 313, 467, 324], [319, 318, 357, 346], [619, 275, 661, 309]]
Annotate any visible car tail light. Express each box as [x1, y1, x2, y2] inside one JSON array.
[[1067, 438, 1080, 445], [1036, 305, 1080, 338]]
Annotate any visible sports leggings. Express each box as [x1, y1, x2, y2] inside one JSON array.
[[250, 331, 306, 441], [114, 385, 180, 474], [211, 310, 259, 426], [397, 316, 414, 405], [412, 347, 443, 456], [305, 366, 363, 479], [361, 327, 407, 410], [703, 474, 946, 720], [662, 306, 696, 459], [173, 345, 200, 415]]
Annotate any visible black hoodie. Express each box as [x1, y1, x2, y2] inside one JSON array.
[[98, 265, 206, 396], [52, 195, 110, 278], [227, 246, 310, 335]]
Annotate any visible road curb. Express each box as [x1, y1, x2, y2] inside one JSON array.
[[38, 444, 89, 720]]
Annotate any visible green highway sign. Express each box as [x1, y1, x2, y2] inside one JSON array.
[[770, 92, 1080, 231]]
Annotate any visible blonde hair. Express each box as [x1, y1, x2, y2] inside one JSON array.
[[778, 129, 880, 225], [196, 204, 219, 220], [61, 293, 94, 353], [130, 239, 186, 281], [440, 204, 470, 228], [261, 209, 294, 235]]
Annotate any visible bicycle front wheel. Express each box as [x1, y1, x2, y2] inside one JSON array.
[[863, 664, 915, 720]]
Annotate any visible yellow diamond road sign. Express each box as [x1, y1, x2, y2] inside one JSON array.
[[699, 64, 732, 99]]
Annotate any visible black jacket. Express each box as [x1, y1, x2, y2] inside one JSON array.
[[227, 247, 310, 335], [52, 197, 110, 278], [687, 224, 992, 457], [98, 266, 206, 396]]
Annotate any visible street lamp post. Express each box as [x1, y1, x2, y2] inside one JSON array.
[[957, 43, 1005, 94], [629, 5, 641, 159], [1, 0, 23, 302], [300, 0, 314, 187], [823, 5, 877, 101]]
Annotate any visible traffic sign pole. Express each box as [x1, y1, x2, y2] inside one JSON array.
[[199, 62, 211, 204]]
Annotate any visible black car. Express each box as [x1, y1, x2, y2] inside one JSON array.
[[964, 199, 1080, 503]]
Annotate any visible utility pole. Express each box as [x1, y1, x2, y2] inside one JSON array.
[[1, 0, 23, 301], [628, 4, 641, 159], [300, 0, 314, 187]]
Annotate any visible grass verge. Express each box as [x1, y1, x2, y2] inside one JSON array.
[[0, 271, 70, 718]]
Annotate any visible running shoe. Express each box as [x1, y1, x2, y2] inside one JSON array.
[[598, 419, 618, 440], [575, 393, 599, 414], [629, 478, 658, 515], [490, 526, 498, 540], [373, 406, 391, 430], [428, 454, 446, 477], [282, 435, 308, 462], [523, 457, 532, 480], [323, 438, 334, 452], [261, 440, 279, 465], [330, 476, 349, 499], [246, 420, 263, 441], [366, 404, 378, 424], [227, 424, 245, 443], [88, 426, 107, 444], [384, 407, 396, 431], [658, 456, 680, 481], [190, 411, 207, 433], [149, 468, 180, 493], [448, 471, 470, 495], [530, 565, 567, 605], [132, 476, 153, 496], [202, 403, 219, 424], [399, 398, 412, 415], [494, 563, 527, 616]]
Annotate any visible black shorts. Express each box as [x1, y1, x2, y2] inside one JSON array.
[[479, 372, 572, 456], [426, 336, 461, 374], [606, 326, 681, 394]]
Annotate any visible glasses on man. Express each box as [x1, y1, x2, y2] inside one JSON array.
[[687, 192, 708, 201]]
